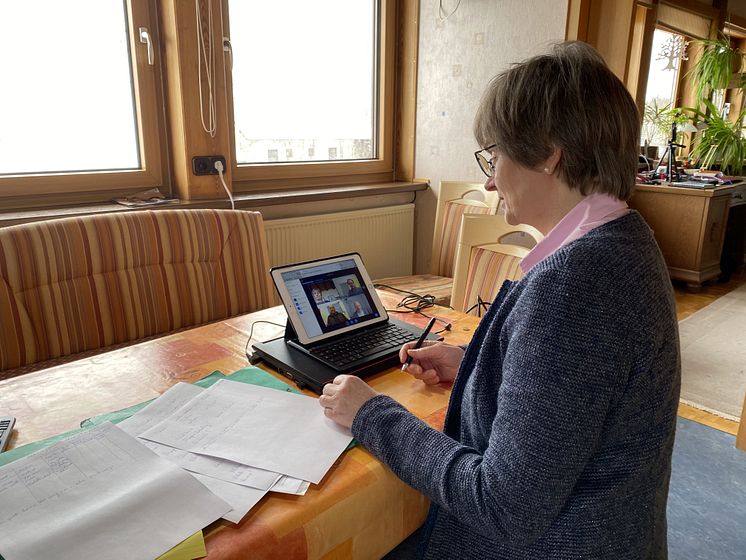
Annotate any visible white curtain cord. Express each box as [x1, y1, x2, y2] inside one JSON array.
[[438, 0, 462, 21], [196, 0, 217, 137]]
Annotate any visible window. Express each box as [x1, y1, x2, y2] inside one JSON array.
[[0, 0, 410, 207], [641, 28, 687, 156], [0, 0, 163, 198], [226, 0, 396, 189]]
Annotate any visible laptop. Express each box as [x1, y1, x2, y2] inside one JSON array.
[[251, 253, 438, 394]]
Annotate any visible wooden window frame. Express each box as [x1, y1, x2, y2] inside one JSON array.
[[224, 0, 398, 191], [0, 0, 166, 207]]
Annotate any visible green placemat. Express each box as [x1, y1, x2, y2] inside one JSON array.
[[0, 367, 298, 467]]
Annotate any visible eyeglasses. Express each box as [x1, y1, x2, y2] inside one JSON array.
[[474, 144, 497, 177]]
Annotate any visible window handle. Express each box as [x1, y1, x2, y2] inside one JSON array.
[[139, 27, 154, 66]]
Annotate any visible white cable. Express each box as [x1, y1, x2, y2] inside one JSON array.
[[196, 0, 217, 137], [214, 160, 234, 210]]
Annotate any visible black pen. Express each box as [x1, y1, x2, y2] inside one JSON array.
[[402, 317, 437, 371]]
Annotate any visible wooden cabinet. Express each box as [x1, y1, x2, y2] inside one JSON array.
[[630, 184, 735, 290]]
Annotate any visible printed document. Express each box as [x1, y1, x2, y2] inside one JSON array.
[[117, 383, 308, 496], [0, 423, 230, 560], [121, 383, 283, 491], [140, 379, 353, 484]]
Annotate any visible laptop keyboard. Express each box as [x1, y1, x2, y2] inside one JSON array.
[[309, 323, 417, 370]]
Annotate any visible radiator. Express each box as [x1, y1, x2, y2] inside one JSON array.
[[264, 204, 414, 279]]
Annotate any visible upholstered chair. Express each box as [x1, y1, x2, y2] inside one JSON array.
[[451, 213, 543, 315], [375, 181, 500, 306]]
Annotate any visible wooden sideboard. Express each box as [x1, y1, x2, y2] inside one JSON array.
[[630, 184, 735, 290]]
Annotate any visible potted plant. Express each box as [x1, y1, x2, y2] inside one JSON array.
[[680, 99, 746, 175], [642, 100, 690, 164], [688, 34, 745, 101], [642, 99, 670, 159]]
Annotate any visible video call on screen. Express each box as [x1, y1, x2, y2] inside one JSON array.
[[301, 267, 377, 334]]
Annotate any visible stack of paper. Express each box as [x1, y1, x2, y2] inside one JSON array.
[[0, 379, 352, 559], [120, 380, 351, 523], [0, 423, 230, 560]]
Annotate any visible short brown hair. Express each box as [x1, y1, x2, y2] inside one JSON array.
[[473, 41, 640, 200]]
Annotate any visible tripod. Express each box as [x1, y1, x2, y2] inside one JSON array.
[[658, 122, 686, 183]]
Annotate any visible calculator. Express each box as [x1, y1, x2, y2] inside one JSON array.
[[0, 416, 16, 452]]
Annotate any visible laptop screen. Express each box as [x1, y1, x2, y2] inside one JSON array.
[[271, 253, 388, 345]]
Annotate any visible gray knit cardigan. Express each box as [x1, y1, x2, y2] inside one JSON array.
[[352, 211, 681, 559]]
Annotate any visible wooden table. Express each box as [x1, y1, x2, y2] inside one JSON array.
[[0, 292, 480, 559]]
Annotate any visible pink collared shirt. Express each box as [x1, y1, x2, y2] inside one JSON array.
[[520, 193, 629, 273]]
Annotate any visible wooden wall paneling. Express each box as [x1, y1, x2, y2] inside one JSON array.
[[565, 0, 592, 42], [377, 0, 397, 180], [585, 0, 637, 81], [160, 0, 233, 201], [395, 0, 420, 182], [629, 2, 659, 112]]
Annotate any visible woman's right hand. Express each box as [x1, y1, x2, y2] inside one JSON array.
[[399, 340, 464, 385]]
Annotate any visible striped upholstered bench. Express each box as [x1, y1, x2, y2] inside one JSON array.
[[0, 209, 274, 375]]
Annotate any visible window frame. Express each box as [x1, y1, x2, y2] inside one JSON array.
[[224, 0, 397, 191], [0, 0, 165, 203]]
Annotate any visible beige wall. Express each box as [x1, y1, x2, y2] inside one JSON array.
[[412, 0, 568, 273]]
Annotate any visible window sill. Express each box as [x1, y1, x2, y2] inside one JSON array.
[[0, 181, 428, 227]]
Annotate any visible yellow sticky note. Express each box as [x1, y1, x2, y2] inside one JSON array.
[[156, 531, 207, 560]]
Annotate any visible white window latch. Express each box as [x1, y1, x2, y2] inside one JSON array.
[[139, 27, 155, 66]]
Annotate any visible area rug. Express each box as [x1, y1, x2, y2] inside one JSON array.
[[678, 282, 746, 421], [668, 418, 746, 560]]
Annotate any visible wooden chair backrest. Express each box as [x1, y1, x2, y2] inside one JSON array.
[[430, 180, 501, 277], [451, 213, 543, 314]]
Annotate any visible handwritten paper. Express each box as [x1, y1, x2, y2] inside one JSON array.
[[140, 379, 352, 484], [118, 382, 204, 437], [0, 423, 230, 560], [120, 383, 282, 491]]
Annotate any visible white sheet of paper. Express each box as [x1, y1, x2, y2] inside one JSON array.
[[141, 440, 281, 490], [271, 476, 311, 496], [140, 379, 352, 484], [192, 473, 267, 524], [0, 423, 230, 560], [118, 382, 203, 437], [120, 382, 282, 491]]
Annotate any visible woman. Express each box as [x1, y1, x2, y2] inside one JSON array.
[[319, 42, 680, 559]]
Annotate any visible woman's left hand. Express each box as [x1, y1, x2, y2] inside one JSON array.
[[319, 375, 378, 429]]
